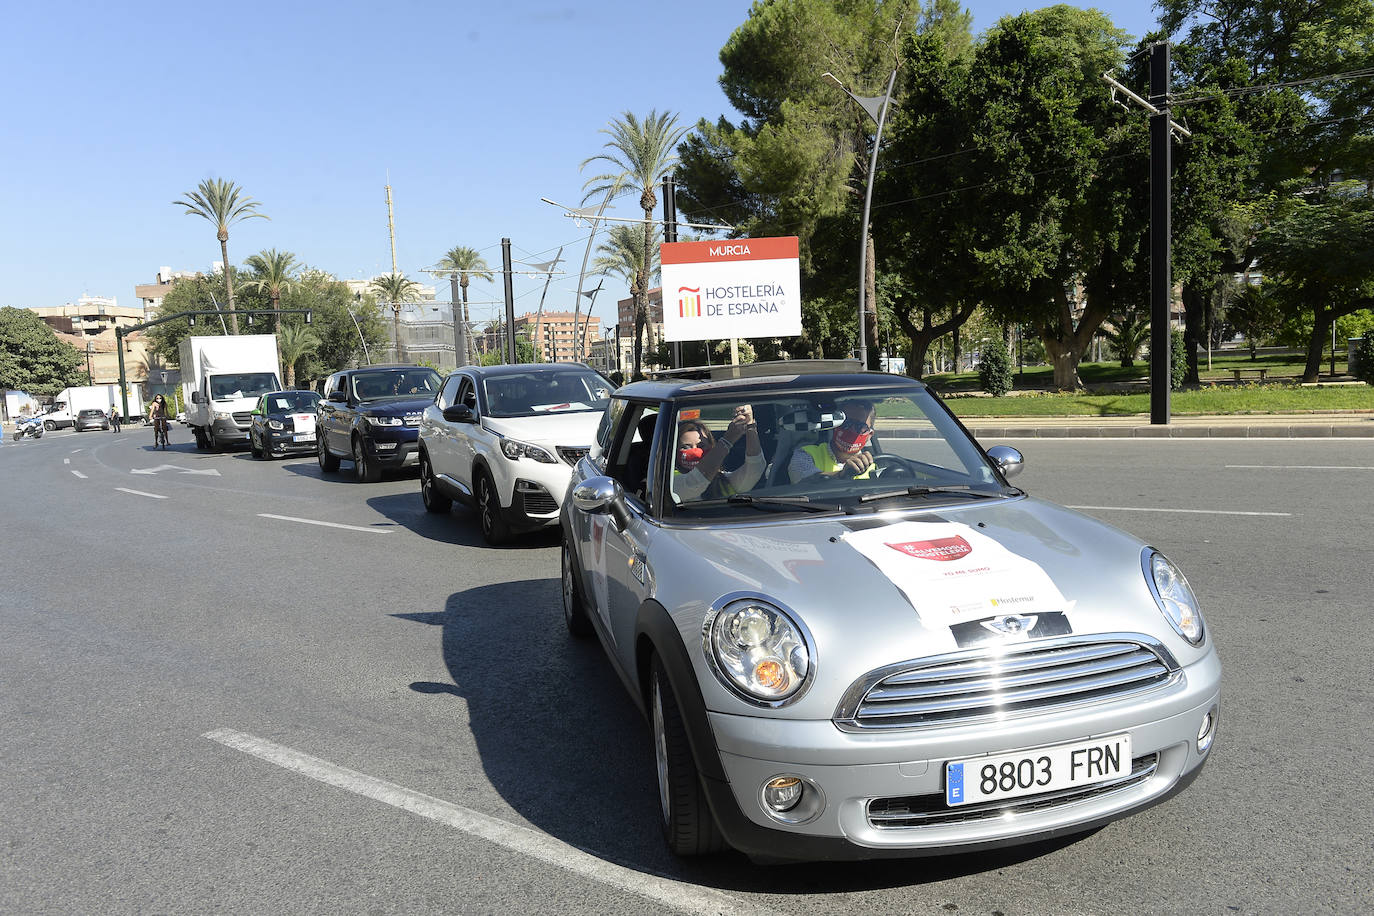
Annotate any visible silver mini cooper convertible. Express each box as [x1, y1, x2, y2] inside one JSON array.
[[560, 363, 1219, 862]]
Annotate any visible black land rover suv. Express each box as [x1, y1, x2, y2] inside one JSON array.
[[317, 365, 442, 482]]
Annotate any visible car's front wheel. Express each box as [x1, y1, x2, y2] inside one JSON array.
[[353, 435, 381, 483], [475, 471, 510, 545], [651, 657, 725, 857], [561, 537, 593, 637], [420, 453, 451, 514], [250, 431, 263, 459], [318, 436, 340, 472]]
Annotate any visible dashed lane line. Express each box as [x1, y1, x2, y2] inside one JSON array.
[[1067, 505, 1291, 517], [1225, 464, 1374, 470], [204, 729, 790, 916], [71, 470, 87, 479], [114, 487, 167, 500], [258, 513, 394, 534]]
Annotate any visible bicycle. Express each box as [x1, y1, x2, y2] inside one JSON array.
[[153, 417, 170, 450]]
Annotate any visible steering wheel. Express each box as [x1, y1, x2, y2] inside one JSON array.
[[872, 454, 921, 479]]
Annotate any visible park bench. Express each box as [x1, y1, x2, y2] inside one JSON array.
[[1230, 367, 1268, 382]]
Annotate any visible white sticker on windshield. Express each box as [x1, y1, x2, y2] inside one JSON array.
[[842, 521, 1069, 628], [532, 402, 589, 412]]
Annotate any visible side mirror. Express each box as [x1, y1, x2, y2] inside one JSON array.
[[190, 392, 204, 404], [441, 404, 478, 424], [572, 476, 630, 529], [986, 445, 1025, 479]]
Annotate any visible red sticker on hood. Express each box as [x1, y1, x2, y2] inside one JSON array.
[[887, 536, 972, 562]]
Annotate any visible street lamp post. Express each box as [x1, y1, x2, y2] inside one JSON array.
[[825, 68, 898, 370], [85, 341, 94, 385]]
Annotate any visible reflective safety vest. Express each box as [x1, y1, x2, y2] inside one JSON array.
[[801, 442, 872, 479]]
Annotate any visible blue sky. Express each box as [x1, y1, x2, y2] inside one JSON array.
[[0, 0, 1158, 332]]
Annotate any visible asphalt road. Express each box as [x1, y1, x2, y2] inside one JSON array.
[[1, 425, 1370, 915]]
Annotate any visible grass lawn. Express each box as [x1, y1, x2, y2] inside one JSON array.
[[932, 385, 1374, 418]]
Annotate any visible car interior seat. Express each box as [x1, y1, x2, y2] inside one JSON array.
[[625, 413, 659, 501]]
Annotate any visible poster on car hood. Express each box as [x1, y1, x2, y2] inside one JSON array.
[[841, 521, 1070, 628]]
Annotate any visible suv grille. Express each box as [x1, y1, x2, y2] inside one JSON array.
[[557, 446, 590, 466], [867, 753, 1160, 828], [835, 636, 1180, 731], [403, 412, 423, 426]]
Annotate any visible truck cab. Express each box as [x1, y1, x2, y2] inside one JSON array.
[[189, 370, 282, 449]]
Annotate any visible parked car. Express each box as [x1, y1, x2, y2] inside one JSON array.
[[418, 363, 612, 543], [249, 390, 322, 459], [73, 408, 110, 432], [561, 361, 1220, 862], [317, 366, 442, 482]]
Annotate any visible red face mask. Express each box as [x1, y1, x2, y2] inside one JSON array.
[[831, 424, 871, 456], [676, 446, 705, 472]]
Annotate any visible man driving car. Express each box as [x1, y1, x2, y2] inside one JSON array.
[[787, 398, 876, 482]]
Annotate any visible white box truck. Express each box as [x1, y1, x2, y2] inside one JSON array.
[[41, 384, 144, 430], [179, 335, 282, 450]]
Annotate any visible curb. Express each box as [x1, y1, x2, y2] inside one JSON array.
[[959, 423, 1374, 438]]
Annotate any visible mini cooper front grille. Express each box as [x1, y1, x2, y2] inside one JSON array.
[[835, 635, 1180, 730], [557, 446, 590, 466], [867, 754, 1159, 828]]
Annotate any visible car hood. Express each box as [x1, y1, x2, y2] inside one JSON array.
[[359, 396, 433, 416], [482, 412, 601, 446], [650, 496, 1202, 718]]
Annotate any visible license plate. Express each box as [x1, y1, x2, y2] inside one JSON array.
[[945, 734, 1131, 806], [293, 434, 315, 442]]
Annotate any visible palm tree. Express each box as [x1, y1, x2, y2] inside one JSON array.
[[172, 178, 268, 334], [277, 323, 321, 388], [242, 249, 299, 331], [369, 273, 422, 362], [594, 224, 661, 377], [581, 110, 686, 378], [436, 246, 493, 366]]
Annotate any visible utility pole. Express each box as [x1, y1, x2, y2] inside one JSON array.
[[663, 176, 682, 369], [385, 180, 398, 276], [1149, 42, 1172, 425], [501, 239, 516, 364]]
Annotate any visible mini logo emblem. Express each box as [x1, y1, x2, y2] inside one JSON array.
[[887, 536, 972, 562], [980, 614, 1039, 637]]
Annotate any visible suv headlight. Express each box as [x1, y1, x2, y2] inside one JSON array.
[[705, 597, 812, 704], [366, 416, 402, 427], [500, 437, 556, 463], [1144, 549, 1205, 645]]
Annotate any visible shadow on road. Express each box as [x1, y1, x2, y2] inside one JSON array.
[[366, 492, 562, 550], [401, 579, 1094, 892]]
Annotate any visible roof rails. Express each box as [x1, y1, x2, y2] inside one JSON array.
[[647, 359, 865, 382]]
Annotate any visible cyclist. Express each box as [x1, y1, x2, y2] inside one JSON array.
[[148, 394, 170, 449]]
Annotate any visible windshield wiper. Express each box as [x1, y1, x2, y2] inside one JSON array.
[[682, 494, 841, 513], [855, 485, 1008, 505]]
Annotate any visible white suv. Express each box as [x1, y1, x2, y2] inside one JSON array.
[[418, 363, 613, 544]]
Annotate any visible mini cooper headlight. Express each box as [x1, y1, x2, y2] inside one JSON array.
[[706, 598, 812, 704], [500, 437, 556, 463], [1145, 549, 1205, 645]]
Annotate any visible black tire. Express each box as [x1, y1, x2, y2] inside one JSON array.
[[250, 432, 263, 459], [419, 453, 451, 514], [650, 657, 725, 857], [561, 537, 593, 638], [353, 435, 381, 483], [43, 420, 55, 431], [475, 471, 510, 545], [318, 437, 340, 472]]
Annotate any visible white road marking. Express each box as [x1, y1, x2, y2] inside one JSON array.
[[71, 470, 88, 479], [71, 449, 83, 453], [1225, 465, 1374, 470], [258, 513, 394, 534], [131, 464, 221, 476], [114, 487, 167, 500], [63, 458, 70, 464], [204, 729, 787, 916], [1068, 505, 1292, 517]]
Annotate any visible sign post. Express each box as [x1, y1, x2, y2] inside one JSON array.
[[660, 237, 801, 364]]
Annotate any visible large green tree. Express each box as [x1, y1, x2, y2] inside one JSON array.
[[582, 110, 686, 378], [287, 271, 387, 381], [436, 246, 493, 367], [0, 307, 85, 399], [369, 273, 423, 362], [241, 249, 299, 331], [593, 223, 661, 378], [144, 273, 231, 366], [172, 178, 268, 334]]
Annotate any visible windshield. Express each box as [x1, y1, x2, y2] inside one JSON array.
[[481, 369, 612, 418], [349, 368, 442, 401], [265, 391, 320, 412], [210, 373, 280, 400], [663, 385, 1008, 519]]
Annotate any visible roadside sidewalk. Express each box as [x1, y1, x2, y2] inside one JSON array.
[[953, 411, 1374, 438]]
